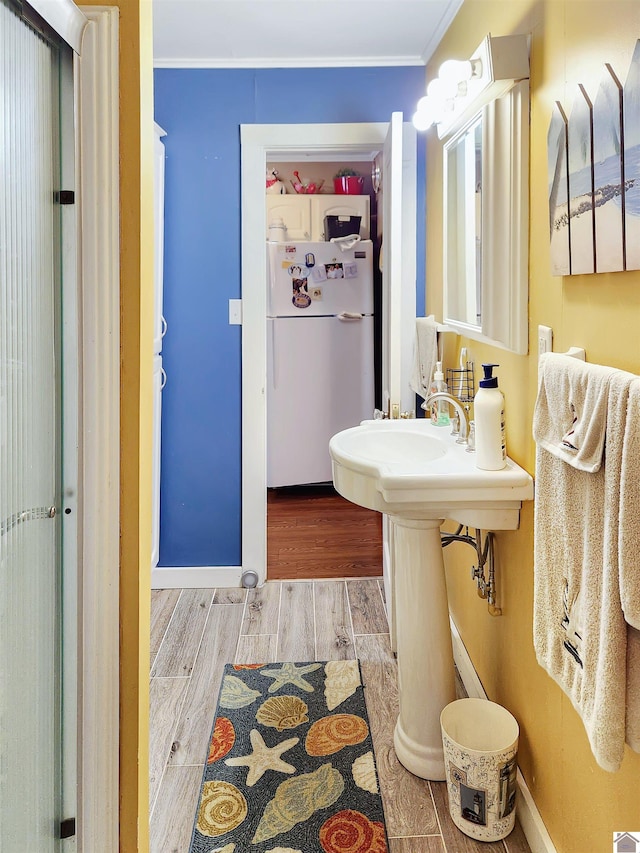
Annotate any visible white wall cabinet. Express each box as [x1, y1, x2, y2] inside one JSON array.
[[266, 196, 312, 240], [266, 194, 370, 241]]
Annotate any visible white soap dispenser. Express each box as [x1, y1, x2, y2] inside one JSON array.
[[474, 363, 506, 470]]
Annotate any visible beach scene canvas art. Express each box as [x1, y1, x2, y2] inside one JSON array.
[[567, 84, 595, 275], [548, 102, 571, 275], [624, 40, 640, 271], [548, 39, 640, 276], [593, 65, 624, 273]]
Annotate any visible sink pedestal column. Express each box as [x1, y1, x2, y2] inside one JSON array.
[[392, 516, 455, 781]]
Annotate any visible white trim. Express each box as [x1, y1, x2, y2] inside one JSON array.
[[419, 0, 464, 65], [28, 0, 87, 52], [154, 56, 426, 70], [450, 617, 557, 853], [240, 123, 389, 588], [151, 565, 243, 589], [515, 774, 558, 853], [449, 616, 487, 701], [76, 7, 120, 851]]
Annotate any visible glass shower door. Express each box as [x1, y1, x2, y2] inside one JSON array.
[[0, 1, 67, 848]]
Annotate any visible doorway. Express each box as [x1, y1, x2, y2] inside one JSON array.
[[240, 120, 417, 586], [264, 153, 382, 580]]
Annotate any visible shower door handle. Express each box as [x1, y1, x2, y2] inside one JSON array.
[[0, 506, 57, 537]]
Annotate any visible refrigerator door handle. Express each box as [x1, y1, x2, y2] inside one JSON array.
[[337, 312, 364, 321]]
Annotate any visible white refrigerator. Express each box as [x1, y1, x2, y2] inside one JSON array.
[[267, 239, 375, 488]]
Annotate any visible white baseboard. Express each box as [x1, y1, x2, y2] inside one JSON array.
[[151, 565, 243, 589], [449, 617, 557, 853]]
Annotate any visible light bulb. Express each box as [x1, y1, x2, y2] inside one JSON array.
[[438, 59, 470, 83], [412, 96, 439, 131], [412, 110, 434, 132], [426, 78, 445, 100], [438, 57, 483, 84], [427, 76, 458, 102]]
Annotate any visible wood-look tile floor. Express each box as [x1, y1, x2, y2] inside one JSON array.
[[149, 579, 532, 853]]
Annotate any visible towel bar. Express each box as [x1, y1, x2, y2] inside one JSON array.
[[562, 346, 586, 360]]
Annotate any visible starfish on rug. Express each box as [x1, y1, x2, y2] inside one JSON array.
[[260, 661, 322, 693], [224, 729, 299, 786]]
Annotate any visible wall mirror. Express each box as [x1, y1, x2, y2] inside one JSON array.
[[440, 36, 530, 354], [444, 115, 483, 329]]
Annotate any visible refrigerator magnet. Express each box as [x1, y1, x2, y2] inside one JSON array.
[[305, 252, 315, 268], [311, 265, 327, 283], [343, 261, 358, 279], [291, 272, 311, 308], [310, 286, 323, 301], [326, 262, 344, 279], [292, 292, 311, 308]]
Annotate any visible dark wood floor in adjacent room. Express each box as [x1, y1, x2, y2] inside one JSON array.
[[267, 485, 383, 580]]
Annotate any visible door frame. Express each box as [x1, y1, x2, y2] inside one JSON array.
[[75, 8, 121, 850], [240, 122, 415, 585]]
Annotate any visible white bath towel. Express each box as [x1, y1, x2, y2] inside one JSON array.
[[533, 352, 617, 472], [619, 378, 640, 630], [409, 316, 438, 400], [627, 627, 640, 753], [533, 367, 640, 771]]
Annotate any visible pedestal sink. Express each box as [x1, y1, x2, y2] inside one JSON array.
[[329, 418, 534, 780]]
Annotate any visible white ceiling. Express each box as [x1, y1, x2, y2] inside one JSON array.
[[153, 0, 463, 68]]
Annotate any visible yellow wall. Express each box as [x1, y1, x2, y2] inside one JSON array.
[[80, 1, 155, 850], [426, 2, 640, 851]]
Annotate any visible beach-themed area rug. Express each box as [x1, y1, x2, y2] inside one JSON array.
[[189, 660, 389, 853]]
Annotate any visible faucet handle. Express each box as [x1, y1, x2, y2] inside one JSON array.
[[466, 420, 476, 452]]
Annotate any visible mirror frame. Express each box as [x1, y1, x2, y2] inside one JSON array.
[[443, 79, 529, 354]]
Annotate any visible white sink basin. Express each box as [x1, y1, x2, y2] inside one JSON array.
[[329, 417, 535, 781], [330, 418, 534, 529]]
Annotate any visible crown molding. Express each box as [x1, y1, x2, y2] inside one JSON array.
[[153, 55, 425, 69]]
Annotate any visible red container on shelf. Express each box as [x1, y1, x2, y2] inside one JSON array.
[[333, 176, 365, 195]]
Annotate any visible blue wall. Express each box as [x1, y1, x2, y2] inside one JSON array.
[[154, 66, 426, 567]]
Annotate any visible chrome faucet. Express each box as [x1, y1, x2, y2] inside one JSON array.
[[421, 392, 470, 444]]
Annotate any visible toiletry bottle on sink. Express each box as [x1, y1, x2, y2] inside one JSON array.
[[474, 363, 506, 470], [430, 361, 450, 426]]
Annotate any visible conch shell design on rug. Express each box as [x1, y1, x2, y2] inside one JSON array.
[[252, 763, 344, 843], [324, 660, 361, 711]]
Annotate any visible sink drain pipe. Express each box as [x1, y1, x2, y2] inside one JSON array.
[[441, 526, 502, 616]]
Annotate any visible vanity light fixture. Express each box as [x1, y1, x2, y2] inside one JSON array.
[[412, 33, 530, 139]]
